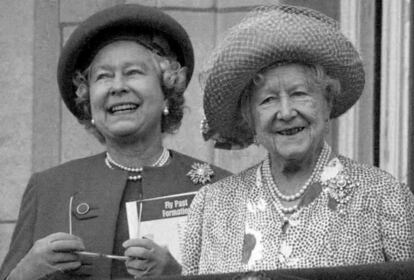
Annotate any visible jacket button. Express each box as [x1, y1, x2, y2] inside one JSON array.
[[76, 202, 90, 215]]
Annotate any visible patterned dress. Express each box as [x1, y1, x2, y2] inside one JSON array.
[[182, 155, 414, 275]]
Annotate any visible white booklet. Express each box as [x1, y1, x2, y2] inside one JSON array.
[[125, 191, 197, 263]]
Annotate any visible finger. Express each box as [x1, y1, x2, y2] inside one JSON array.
[[48, 252, 80, 264], [50, 239, 85, 252], [123, 238, 154, 250], [124, 246, 153, 260], [127, 266, 154, 278], [47, 232, 82, 242], [126, 258, 149, 271], [55, 261, 82, 272], [129, 262, 156, 278], [127, 268, 143, 278]]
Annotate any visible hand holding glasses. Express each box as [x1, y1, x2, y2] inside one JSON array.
[[7, 232, 84, 280], [68, 195, 128, 261]]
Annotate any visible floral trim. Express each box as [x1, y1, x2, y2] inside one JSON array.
[[200, 117, 210, 136], [187, 162, 214, 185], [320, 157, 343, 182], [246, 198, 267, 214]]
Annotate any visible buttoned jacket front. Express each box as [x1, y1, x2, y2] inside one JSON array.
[[0, 151, 230, 280]]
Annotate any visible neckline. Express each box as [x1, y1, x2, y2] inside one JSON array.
[[254, 145, 333, 221]]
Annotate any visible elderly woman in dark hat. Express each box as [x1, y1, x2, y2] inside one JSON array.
[[183, 5, 414, 275], [0, 4, 229, 280]]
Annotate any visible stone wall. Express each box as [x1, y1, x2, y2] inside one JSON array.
[[0, 0, 35, 265]]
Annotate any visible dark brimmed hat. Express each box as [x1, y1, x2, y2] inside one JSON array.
[[201, 5, 365, 149], [57, 4, 194, 120]]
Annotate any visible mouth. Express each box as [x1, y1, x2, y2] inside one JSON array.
[[107, 103, 139, 114], [277, 127, 305, 136]]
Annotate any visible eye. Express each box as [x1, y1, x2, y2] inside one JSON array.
[[125, 67, 145, 76], [92, 71, 112, 81], [291, 91, 308, 97], [260, 96, 276, 105]]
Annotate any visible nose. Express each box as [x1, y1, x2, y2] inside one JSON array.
[[277, 95, 297, 120], [109, 75, 128, 95]]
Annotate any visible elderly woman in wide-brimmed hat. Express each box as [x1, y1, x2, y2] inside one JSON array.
[[0, 4, 230, 280], [183, 5, 414, 275]]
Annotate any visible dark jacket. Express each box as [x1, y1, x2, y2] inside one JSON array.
[[0, 150, 231, 280]]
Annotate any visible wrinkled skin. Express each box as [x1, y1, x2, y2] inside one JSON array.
[[123, 238, 181, 278], [8, 232, 84, 280]]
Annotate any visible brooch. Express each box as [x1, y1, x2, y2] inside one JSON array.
[[321, 158, 359, 213], [187, 162, 214, 184]]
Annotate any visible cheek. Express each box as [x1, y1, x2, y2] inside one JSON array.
[[88, 85, 106, 107], [298, 98, 328, 122], [252, 108, 275, 134], [88, 94, 99, 110]]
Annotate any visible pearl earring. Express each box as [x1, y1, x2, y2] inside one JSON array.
[[91, 119, 95, 125], [163, 107, 169, 116], [253, 135, 259, 146]]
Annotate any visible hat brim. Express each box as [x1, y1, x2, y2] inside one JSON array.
[[202, 5, 365, 149], [57, 4, 194, 120]]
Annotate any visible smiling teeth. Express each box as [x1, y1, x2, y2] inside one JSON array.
[[110, 104, 138, 113], [278, 127, 305, 136]]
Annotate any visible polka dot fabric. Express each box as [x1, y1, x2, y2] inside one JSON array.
[[182, 154, 414, 275], [200, 5, 365, 149]]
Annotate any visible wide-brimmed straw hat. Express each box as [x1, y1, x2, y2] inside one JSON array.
[[201, 5, 365, 149], [57, 4, 194, 120]]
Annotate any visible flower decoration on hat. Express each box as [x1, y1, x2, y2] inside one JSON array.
[[187, 162, 214, 185], [200, 117, 210, 137]]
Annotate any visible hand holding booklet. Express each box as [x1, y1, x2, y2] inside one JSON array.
[[125, 191, 197, 263]]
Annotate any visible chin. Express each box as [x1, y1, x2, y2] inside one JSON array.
[[107, 124, 141, 137], [274, 140, 312, 161]]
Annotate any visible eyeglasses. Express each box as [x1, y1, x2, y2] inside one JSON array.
[[69, 195, 128, 261]]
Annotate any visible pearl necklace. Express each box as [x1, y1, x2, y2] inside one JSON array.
[[105, 147, 170, 181], [257, 142, 331, 214], [272, 142, 331, 202]]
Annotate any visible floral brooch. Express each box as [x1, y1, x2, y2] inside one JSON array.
[[187, 162, 214, 185], [320, 158, 358, 212]]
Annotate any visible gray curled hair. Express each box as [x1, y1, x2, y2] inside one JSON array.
[[72, 45, 188, 143], [239, 63, 340, 133]]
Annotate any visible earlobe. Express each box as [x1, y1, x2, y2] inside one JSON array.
[[324, 118, 330, 134], [163, 106, 169, 116], [162, 100, 169, 116], [325, 99, 333, 121]]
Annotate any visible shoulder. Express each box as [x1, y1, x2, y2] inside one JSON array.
[[337, 155, 404, 196], [188, 164, 258, 219], [169, 150, 232, 183], [34, 153, 104, 178], [338, 155, 399, 184], [28, 153, 105, 191], [195, 163, 258, 203]]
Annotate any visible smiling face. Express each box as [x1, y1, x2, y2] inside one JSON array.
[[250, 63, 332, 163], [88, 40, 166, 143]]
